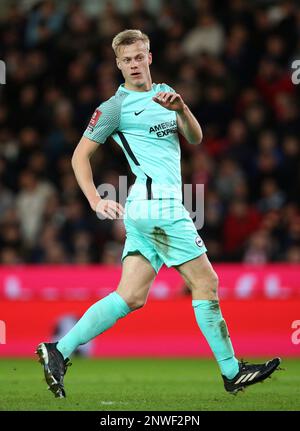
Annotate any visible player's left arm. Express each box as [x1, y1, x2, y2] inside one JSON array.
[[153, 91, 203, 145]]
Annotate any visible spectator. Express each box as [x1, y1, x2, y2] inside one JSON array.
[[214, 158, 245, 203], [16, 170, 55, 247], [182, 13, 225, 57], [243, 230, 274, 264], [257, 178, 285, 213], [223, 199, 261, 259]]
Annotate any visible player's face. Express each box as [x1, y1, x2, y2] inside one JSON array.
[[116, 41, 152, 91]]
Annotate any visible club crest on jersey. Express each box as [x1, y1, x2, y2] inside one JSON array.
[[195, 236, 203, 247], [88, 109, 102, 131]]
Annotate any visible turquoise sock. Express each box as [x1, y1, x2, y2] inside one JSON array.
[[57, 292, 131, 359], [192, 299, 239, 379]]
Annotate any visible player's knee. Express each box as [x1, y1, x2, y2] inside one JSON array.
[[207, 270, 219, 296], [126, 295, 147, 311], [190, 268, 219, 297]]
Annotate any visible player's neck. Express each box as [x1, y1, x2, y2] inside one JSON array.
[[124, 79, 152, 92]]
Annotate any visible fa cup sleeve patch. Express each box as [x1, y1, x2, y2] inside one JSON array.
[[88, 109, 102, 131]]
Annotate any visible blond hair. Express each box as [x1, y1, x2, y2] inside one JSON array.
[[112, 29, 150, 56]]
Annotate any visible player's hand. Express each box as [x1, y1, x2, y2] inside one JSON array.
[[90, 197, 125, 220], [153, 92, 185, 113]]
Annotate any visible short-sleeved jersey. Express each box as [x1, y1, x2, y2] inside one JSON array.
[[83, 83, 182, 201]]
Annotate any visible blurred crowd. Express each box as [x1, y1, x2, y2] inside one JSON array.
[[0, 0, 300, 265]]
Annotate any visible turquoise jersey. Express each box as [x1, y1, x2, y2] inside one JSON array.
[[83, 83, 182, 201]]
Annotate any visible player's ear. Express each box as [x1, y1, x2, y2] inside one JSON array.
[[116, 57, 121, 70], [148, 52, 152, 65]]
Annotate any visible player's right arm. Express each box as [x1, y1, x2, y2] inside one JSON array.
[[72, 97, 124, 219], [71, 137, 124, 220]]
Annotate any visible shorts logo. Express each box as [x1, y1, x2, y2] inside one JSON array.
[[88, 109, 102, 131], [195, 236, 203, 247]]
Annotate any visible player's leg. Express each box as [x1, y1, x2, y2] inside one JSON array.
[[36, 254, 156, 397], [144, 200, 281, 393], [116, 254, 156, 309], [137, 201, 240, 379], [175, 253, 239, 380], [176, 253, 281, 393], [56, 253, 155, 359]]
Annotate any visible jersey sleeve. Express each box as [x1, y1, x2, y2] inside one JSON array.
[[83, 96, 121, 144]]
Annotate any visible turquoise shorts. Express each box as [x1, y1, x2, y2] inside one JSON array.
[[122, 199, 207, 273]]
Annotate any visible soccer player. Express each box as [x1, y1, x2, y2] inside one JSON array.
[[36, 29, 281, 398]]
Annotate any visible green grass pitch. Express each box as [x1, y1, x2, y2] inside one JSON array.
[[0, 358, 299, 411]]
